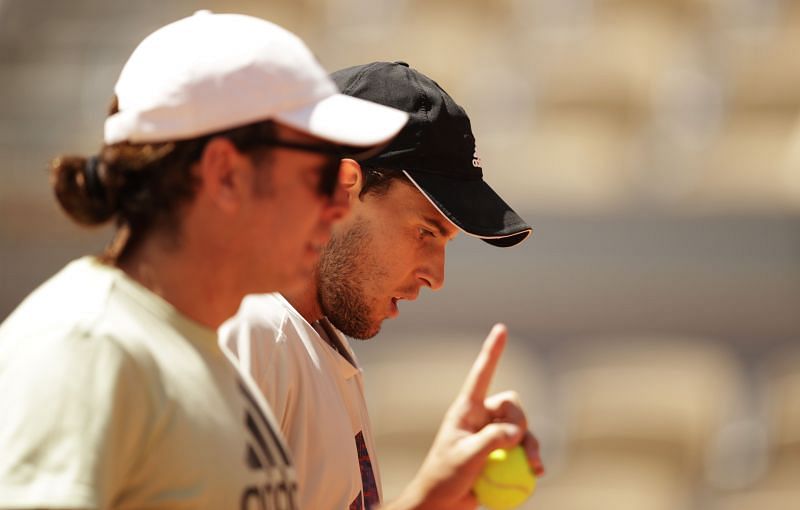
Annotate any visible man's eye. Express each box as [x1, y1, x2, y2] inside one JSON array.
[[418, 227, 435, 238]]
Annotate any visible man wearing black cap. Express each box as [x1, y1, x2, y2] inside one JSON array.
[[220, 62, 542, 510]]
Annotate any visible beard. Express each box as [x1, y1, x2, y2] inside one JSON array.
[[317, 218, 387, 340]]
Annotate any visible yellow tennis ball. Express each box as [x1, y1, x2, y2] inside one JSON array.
[[473, 445, 537, 510]]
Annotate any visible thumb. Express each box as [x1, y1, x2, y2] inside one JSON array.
[[460, 422, 524, 462]]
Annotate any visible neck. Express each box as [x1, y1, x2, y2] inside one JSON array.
[[283, 277, 324, 325], [117, 231, 243, 330], [284, 277, 357, 366]]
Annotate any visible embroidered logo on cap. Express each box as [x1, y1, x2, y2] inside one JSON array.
[[472, 146, 482, 169]]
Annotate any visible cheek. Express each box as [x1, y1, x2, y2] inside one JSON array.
[[286, 195, 324, 228], [372, 245, 418, 289], [369, 232, 403, 266]]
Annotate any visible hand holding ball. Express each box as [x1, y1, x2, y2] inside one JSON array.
[[473, 446, 537, 510]]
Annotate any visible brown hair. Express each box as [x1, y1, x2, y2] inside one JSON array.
[[358, 166, 410, 199], [51, 96, 276, 262]]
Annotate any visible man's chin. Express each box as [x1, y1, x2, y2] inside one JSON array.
[[332, 318, 382, 341], [321, 296, 384, 340], [349, 328, 381, 341]]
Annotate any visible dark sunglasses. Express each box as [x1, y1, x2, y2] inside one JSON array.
[[260, 139, 343, 198]]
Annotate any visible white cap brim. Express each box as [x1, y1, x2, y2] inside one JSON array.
[[274, 93, 409, 148]]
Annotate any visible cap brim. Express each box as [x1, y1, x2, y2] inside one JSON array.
[[403, 170, 532, 248], [274, 93, 408, 150]]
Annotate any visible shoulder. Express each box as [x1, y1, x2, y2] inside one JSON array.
[[218, 294, 326, 393], [218, 293, 298, 372], [221, 293, 289, 335], [0, 258, 167, 415], [220, 293, 319, 347], [0, 258, 156, 385], [2, 314, 161, 412], [0, 257, 115, 343], [0, 322, 164, 508]]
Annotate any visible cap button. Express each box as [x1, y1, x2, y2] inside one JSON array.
[[393, 61, 410, 67]]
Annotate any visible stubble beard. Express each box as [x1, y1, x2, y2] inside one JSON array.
[[317, 219, 384, 340]]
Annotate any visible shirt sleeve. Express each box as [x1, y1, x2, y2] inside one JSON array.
[[0, 327, 155, 508]]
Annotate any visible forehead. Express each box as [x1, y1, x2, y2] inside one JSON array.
[[375, 178, 460, 238]]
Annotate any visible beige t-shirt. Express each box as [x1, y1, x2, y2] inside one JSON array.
[[0, 257, 297, 509], [220, 293, 381, 510]]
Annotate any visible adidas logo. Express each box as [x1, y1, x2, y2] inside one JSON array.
[[472, 146, 482, 168], [238, 380, 298, 510]]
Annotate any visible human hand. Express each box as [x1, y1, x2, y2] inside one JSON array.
[[386, 324, 544, 510]]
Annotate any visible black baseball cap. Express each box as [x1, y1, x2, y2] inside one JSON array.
[[330, 61, 532, 248]]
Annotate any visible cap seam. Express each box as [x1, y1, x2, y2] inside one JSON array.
[[339, 61, 383, 96], [409, 67, 432, 151]]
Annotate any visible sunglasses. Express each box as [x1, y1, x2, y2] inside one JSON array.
[[259, 139, 344, 197]]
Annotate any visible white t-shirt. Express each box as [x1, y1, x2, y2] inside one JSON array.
[[0, 257, 298, 509], [220, 293, 381, 510]]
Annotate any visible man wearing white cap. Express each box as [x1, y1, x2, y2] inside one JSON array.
[[0, 12, 406, 509]]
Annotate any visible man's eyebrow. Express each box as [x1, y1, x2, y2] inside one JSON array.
[[422, 215, 452, 238]]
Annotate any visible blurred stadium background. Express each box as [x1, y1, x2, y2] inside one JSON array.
[[1, 0, 798, 508]]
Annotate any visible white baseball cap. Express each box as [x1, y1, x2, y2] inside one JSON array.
[[104, 11, 408, 147]]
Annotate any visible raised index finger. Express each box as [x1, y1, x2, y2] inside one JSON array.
[[458, 323, 508, 404]]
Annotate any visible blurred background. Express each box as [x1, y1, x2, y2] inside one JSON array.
[[1, 0, 798, 508]]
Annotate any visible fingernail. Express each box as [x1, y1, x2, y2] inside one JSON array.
[[506, 425, 522, 440]]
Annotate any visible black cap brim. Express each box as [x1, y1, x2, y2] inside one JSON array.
[[403, 170, 532, 248]]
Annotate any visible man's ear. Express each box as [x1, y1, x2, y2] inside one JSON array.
[[339, 159, 363, 200], [195, 137, 250, 214]]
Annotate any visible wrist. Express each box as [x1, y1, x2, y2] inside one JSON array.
[[381, 478, 428, 510]]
